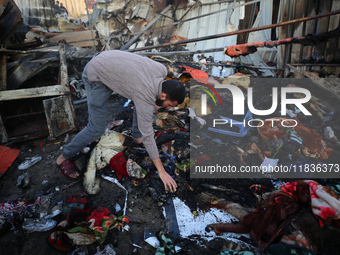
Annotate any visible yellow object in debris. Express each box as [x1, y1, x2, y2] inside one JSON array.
[[221, 74, 251, 90]]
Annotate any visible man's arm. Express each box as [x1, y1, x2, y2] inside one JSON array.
[[152, 157, 177, 192], [133, 101, 177, 192]]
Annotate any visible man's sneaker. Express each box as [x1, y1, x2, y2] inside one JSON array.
[[22, 218, 57, 232], [18, 156, 42, 170]]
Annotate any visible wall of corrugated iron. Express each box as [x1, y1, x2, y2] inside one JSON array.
[[134, 0, 242, 73], [277, 0, 340, 74], [96, 0, 339, 75], [175, 1, 240, 62], [15, 0, 58, 28]]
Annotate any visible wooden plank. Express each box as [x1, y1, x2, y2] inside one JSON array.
[[43, 96, 77, 138], [0, 85, 67, 101], [48, 30, 99, 47], [302, 1, 317, 61], [52, 43, 77, 138], [237, 0, 256, 44], [58, 43, 68, 90], [312, 1, 332, 62], [290, 0, 307, 64], [325, 0, 340, 62]]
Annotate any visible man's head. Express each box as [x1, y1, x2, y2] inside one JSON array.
[[156, 80, 186, 109]]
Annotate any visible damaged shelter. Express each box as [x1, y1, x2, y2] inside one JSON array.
[[1, 0, 340, 254]]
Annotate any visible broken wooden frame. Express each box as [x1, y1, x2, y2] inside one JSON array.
[[0, 43, 77, 144]]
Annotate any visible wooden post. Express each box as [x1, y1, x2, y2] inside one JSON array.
[[58, 43, 68, 91]]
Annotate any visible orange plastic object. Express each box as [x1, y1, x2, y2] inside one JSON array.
[[0, 145, 20, 177]]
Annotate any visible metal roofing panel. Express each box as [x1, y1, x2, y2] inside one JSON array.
[[174, 1, 240, 62], [14, 0, 57, 28]]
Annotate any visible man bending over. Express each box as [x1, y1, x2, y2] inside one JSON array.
[[56, 50, 186, 192]]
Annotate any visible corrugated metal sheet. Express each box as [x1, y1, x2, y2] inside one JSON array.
[[132, 1, 241, 63], [132, 0, 275, 76], [277, 0, 340, 74], [175, 1, 240, 62], [14, 0, 58, 28]]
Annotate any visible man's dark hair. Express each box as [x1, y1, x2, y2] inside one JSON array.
[[162, 80, 186, 104]]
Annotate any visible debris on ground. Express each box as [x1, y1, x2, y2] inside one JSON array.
[[1, 1, 340, 255]]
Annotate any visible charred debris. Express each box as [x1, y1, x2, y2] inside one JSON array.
[[0, 0, 340, 255]]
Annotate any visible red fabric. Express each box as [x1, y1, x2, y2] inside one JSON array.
[[87, 207, 111, 227], [110, 152, 128, 179], [304, 180, 340, 227], [0, 145, 20, 177], [242, 181, 310, 250], [65, 198, 87, 204], [66, 209, 93, 225], [48, 231, 73, 251]]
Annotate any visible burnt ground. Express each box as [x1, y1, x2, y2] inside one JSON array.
[[1, 77, 340, 255], [0, 94, 267, 255]]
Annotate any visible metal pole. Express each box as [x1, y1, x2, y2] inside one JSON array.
[[84, 0, 96, 51], [178, 0, 200, 21]]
